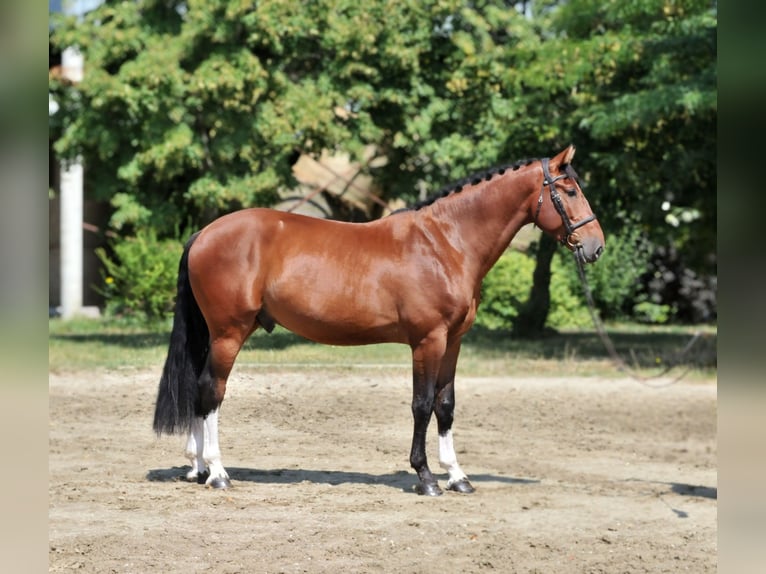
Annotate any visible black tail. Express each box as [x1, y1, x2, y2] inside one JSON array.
[[153, 232, 208, 435]]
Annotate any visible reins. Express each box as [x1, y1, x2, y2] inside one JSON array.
[[571, 249, 702, 388], [535, 157, 701, 387]]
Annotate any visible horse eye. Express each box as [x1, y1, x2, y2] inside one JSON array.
[[565, 188, 577, 198]]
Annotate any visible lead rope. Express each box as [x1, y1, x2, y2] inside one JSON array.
[[572, 250, 702, 388]]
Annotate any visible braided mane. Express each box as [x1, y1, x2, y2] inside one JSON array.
[[404, 157, 541, 212]]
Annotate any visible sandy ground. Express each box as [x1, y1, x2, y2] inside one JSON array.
[[49, 366, 716, 573]]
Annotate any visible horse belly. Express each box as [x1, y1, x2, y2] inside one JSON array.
[[262, 285, 405, 346]]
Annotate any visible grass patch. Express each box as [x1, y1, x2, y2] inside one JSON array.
[[49, 317, 716, 380], [48, 316, 171, 372]]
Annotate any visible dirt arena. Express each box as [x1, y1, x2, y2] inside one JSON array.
[[49, 366, 716, 573]]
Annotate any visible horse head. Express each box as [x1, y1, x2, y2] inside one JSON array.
[[531, 145, 605, 263]]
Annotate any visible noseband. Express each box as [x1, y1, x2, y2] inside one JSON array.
[[535, 157, 597, 248]]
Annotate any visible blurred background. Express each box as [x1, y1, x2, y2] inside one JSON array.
[[48, 0, 716, 335]]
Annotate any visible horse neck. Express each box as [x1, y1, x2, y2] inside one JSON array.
[[424, 164, 540, 280]]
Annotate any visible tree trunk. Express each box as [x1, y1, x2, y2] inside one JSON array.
[[513, 233, 557, 338]]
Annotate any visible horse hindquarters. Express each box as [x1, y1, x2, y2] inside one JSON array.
[[153, 232, 235, 488]]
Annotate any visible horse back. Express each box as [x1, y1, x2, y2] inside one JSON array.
[[188, 208, 450, 345]]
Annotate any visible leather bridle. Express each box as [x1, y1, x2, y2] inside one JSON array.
[[534, 157, 597, 248]]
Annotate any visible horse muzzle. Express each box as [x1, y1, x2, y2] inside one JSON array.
[[568, 233, 604, 263]]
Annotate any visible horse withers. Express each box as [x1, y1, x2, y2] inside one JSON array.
[[153, 145, 605, 496]]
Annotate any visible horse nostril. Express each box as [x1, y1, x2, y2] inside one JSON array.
[[595, 246, 604, 259]]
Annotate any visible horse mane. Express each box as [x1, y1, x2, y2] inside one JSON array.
[[397, 157, 541, 213]]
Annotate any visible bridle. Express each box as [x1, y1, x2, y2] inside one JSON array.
[[534, 159, 694, 386], [534, 157, 597, 249]]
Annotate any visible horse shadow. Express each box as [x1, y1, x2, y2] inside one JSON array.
[[146, 466, 540, 494], [621, 478, 717, 519], [465, 326, 717, 369], [669, 482, 717, 500], [662, 482, 717, 519], [624, 477, 717, 500]]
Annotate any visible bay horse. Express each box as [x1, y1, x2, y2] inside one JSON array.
[[153, 145, 604, 496]]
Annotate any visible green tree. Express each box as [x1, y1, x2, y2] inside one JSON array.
[[514, 0, 716, 333], [50, 0, 547, 236], [556, 0, 716, 262], [49, 0, 716, 326]]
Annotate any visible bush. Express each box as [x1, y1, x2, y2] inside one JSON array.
[[638, 244, 716, 324], [475, 250, 535, 331], [476, 249, 591, 331], [556, 226, 654, 321], [632, 300, 672, 324], [95, 230, 183, 321], [547, 254, 591, 329], [477, 227, 655, 332]]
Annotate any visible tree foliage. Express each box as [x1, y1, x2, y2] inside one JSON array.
[[50, 0, 716, 323], [510, 0, 717, 329], [51, 0, 550, 234], [548, 0, 717, 270]]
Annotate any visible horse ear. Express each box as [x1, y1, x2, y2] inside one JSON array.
[[552, 145, 576, 166]]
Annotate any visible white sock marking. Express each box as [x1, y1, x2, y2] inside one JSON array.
[[203, 410, 229, 483], [439, 430, 467, 486], [185, 417, 205, 480]]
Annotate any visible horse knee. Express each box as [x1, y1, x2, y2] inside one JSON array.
[[197, 341, 239, 416], [411, 394, 434, 421]]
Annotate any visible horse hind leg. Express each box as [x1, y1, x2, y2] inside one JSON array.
[[179, 408, 230, 489], [195, 329, 253, 489], [184, 416, 206, 483], [201, 408, 229, 488]]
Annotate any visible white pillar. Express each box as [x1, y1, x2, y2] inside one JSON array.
[[59, 46, 85, 319], [59, 160, 84, 319]]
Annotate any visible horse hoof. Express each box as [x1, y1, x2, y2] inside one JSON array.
[[194, 471, 209, 485], [208, 476, 232, 489], [414, 482, 443, 497], [448, 479, 475, 494]]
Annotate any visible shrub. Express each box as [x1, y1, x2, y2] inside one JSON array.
[[632, 299, 673, 324], [547, 254, 591, 329], [476, 249, 591, 331], [475, 250, 535, 331], [556, 226, 654, 321], [95, 230, 183, 321], [638, 244, 716, 323]]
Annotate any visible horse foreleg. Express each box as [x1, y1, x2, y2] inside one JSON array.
[[434, 340, 475, 494], [435, 384, 474, 494], [409, 333, 447, 496], [410, 385, 440, 495]]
